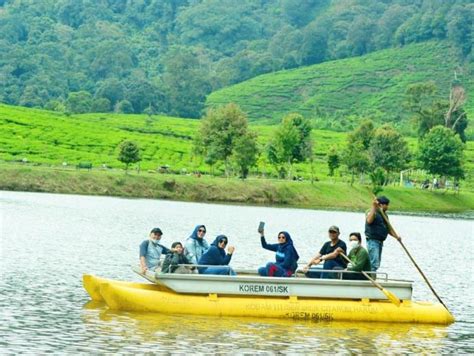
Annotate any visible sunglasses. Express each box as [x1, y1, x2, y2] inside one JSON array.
[[278, 235, 286, 240], [198, 229, 206, 233], [219, 240, 228, 245]]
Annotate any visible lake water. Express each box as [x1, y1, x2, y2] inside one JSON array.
[[1, 191, 473, 354]]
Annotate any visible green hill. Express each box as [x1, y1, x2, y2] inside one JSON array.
[[1, 103, 473, 189], [0, 104, 347, 177], [207, 41, 473, 132]]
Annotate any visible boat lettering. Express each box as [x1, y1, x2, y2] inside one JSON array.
[[239, 284, 289, 294], [286, 312, 334, 322]]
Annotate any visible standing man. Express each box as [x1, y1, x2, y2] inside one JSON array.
[[365, 196, 400, 272]]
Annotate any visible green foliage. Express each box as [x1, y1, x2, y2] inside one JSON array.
[[118, 140, 141, 173], [369, 124, 410, 175], [66, 91, 92, 114], [327, 146, 340, 177], [0, 1, 471, 118], [405, 81, 469, 142], [348, 119, 375, 150], [207, 42, 473, 134], [370, 167, 386, 195], [232, 131, 259, 179], [115, 100, 133, 114], [195, 103, 250, 175], [267, 113, 312, 178], [418, 126, 465, 180], [91, 98, 111, 113], [1, 103, 472, 188], [342, 141, 370, 185]]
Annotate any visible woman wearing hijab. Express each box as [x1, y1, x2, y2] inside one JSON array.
[[184, 224, 210, 264], [198, 235, 236, 275], [258, 229, 299, 277]]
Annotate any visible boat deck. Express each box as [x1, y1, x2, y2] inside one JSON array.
[[133, 266, 414, 301]]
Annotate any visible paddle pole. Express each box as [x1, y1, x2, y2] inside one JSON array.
[[339, 253, 401, 306], [375, 203, 451, 312]]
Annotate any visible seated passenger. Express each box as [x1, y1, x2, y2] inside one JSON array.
[[198, 235, 236, 275], [139, 227, 170, 273], [303, 225, 347, 279], [258, 230, 299, 277], [161, 242, 194, 274], [184, 225, 210, 265], [342, 232, 372, 280]]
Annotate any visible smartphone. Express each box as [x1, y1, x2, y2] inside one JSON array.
[[258, 221, 265, 233]]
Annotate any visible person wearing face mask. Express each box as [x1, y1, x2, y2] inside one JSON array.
[[139, 227, 171, 273], [258, 229, 300, 277], [342, 232, 371, 280], [303, 225, 347, 279], [184, 225, 210, 265], [197, 235, 236, 275]]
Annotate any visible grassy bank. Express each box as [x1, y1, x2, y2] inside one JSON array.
[[1, 165, 473, 215]]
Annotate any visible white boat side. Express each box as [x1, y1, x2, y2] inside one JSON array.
[[133, 267, 413, 301]]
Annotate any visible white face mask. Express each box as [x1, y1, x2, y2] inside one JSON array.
[[349, 240, 360, 250]]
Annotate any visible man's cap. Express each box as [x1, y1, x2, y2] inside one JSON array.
[[328, 225, 340, 233], [377, 196, 390, 205], [150, 227, 163, 235]]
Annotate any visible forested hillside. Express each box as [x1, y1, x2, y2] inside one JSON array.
[[0, 0, 471, 118], [207, 41, 473, 133]]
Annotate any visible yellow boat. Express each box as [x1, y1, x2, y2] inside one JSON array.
[[83, 273, 454, 325], [82, 274, 169, 301]]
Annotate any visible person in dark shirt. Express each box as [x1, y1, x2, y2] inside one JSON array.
[[198, 235, 236, 275], [161, 242, 194, 274], [258, 230, 300, 277], [365, 196, 400, 272], [303, 225, 347, 279]]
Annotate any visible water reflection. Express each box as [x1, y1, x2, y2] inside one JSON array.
[[81, 302, 449, 354], [1, 191, 473, 353]]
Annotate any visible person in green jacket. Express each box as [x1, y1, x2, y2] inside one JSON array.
[[161, 242, 194, 274], [343, 232, 371, 280]]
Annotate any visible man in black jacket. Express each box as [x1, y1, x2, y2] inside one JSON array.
[[365, 196, 400, 272]]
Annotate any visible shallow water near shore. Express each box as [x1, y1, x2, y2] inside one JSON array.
[[1, 191, 473, 353]]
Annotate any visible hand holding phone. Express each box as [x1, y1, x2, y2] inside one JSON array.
[[258, 221, 265, 234]]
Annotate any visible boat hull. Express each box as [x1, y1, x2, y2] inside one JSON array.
[[96, 279, 454, 325], [83, 274, 168, 301]]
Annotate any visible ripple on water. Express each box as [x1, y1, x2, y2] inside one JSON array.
[[1, 191, 473, 353]]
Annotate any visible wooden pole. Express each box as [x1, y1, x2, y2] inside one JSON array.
[[339, 252, 401, 306], [376, 204, 451, 312]]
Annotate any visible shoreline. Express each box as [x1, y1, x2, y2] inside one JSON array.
[[1, 164, 473, 217]]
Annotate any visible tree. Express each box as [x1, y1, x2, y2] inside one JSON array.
[[327, 146, 340, 177], [267, 113, 312, 179], [369, 124, 410, 178], [65, 91, 92, 113], [161, 46, 212, 118], [91, 97, 111, 112], [347, 119, 375, 150], [95, 78, 125, 106], [342, 141, 370, 185], [118, 140, 141, 173], [115, 99, 133, 114], [418, 126, 465, 181], [195, 103, 251, 176], [232, 131, 259, 179], [369, 167, 386, 195], [405, 81, 469, 142]]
